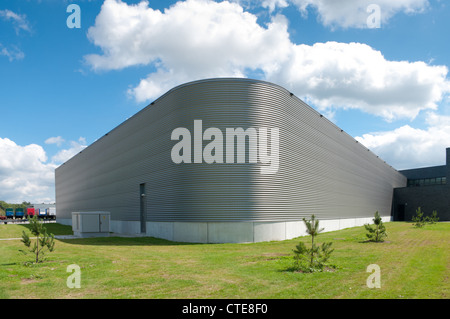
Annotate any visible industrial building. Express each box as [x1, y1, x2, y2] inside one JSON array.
[[55, 78, 409, 243], [393, 148, 450, 222]]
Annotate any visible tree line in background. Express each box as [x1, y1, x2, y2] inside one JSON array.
[[0, 201, 32, 216]]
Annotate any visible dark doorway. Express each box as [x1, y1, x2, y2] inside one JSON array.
[[140, 183, 146, 233], [397, 204, 405, 221]]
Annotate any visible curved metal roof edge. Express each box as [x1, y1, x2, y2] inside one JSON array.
[[151, 77, 288, 101], [56, 77, 401, 174]]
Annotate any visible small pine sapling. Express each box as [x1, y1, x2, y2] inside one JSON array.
[[20, 215, 55, 263], [293, 215, 334, 272], [364, 211, 387, 242], [412, 207, 426, 228], [428, 210, 439, 224]]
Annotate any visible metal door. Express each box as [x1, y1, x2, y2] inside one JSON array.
[[140, 183, 146, 233], [397, 204, 405, 221], [99, 213, 109, 232]]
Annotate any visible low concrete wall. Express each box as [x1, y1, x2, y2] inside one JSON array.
[[58, 216, 391, 243]]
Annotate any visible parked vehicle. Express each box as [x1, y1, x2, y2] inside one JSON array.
[[37, 208, 47, 219], [5, 208, 14, 218], [15, 208, 25, 219], [46, 207, 56, 220], [26, 207, 36, 218]]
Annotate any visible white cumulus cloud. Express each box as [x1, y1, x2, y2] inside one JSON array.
[[45, 136, 65, 147], [51, 137, 87, 164], [0, 138, 56, 203], [258, 0, 429, 29], [0, 136, 88, 203], [355, 112, 450, 169], [272, 41, 449, 121], [84, 0, 449, 122], [85, 0, 292, 97]]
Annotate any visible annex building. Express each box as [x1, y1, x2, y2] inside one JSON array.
[[393, 148, 450, 222]]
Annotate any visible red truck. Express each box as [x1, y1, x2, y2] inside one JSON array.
[[26, 207, 36, 218]]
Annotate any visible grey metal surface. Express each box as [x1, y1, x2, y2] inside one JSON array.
[[55, 78, 406, 222], [400, 165, 446, 180]]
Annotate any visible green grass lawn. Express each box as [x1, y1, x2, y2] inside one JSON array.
[[0, 222, 448, 299]]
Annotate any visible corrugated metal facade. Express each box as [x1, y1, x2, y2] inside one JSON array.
[[55, 78, 406, 223]]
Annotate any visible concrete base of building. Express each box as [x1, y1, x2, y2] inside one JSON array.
[[57, 216, 392, 243], [73, 231, 110, 238]]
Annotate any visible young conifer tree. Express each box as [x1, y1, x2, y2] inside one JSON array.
[[293, 214, 334, 272], [412, 207, 426, 228], [364, 211, 387, 242], [20, 215, 55, 263], [428, 210, 439, 224]]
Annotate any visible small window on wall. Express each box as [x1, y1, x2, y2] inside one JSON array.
[[443, 177, 447, 184]]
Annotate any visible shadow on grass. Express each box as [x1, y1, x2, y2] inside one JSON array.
[[0, 262, 22, 267], [357, 240, 391, 244], [278, 264, 338, 274], [17, 223, 73, 236], [15, 223, 210, 247], [57, 235, 204, 247]]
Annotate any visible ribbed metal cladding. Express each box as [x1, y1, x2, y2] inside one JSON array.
[[55, 78, 407, 222]]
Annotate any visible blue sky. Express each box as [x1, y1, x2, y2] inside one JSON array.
[[0, 0, 449, 203]]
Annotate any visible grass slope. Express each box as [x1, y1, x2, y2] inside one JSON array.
[[0, 222, 448, 299]]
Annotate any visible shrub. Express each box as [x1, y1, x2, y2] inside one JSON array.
[[412, 208, 439, 228], [427, 210, 439, 224], [364, 211, 387, 242], [292, 215, 334, 272], [412, 207, 426, 228], [20, 215, 55, 263]]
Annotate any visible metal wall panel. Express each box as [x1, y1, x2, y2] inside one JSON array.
[[55, 78, 406, 222]]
